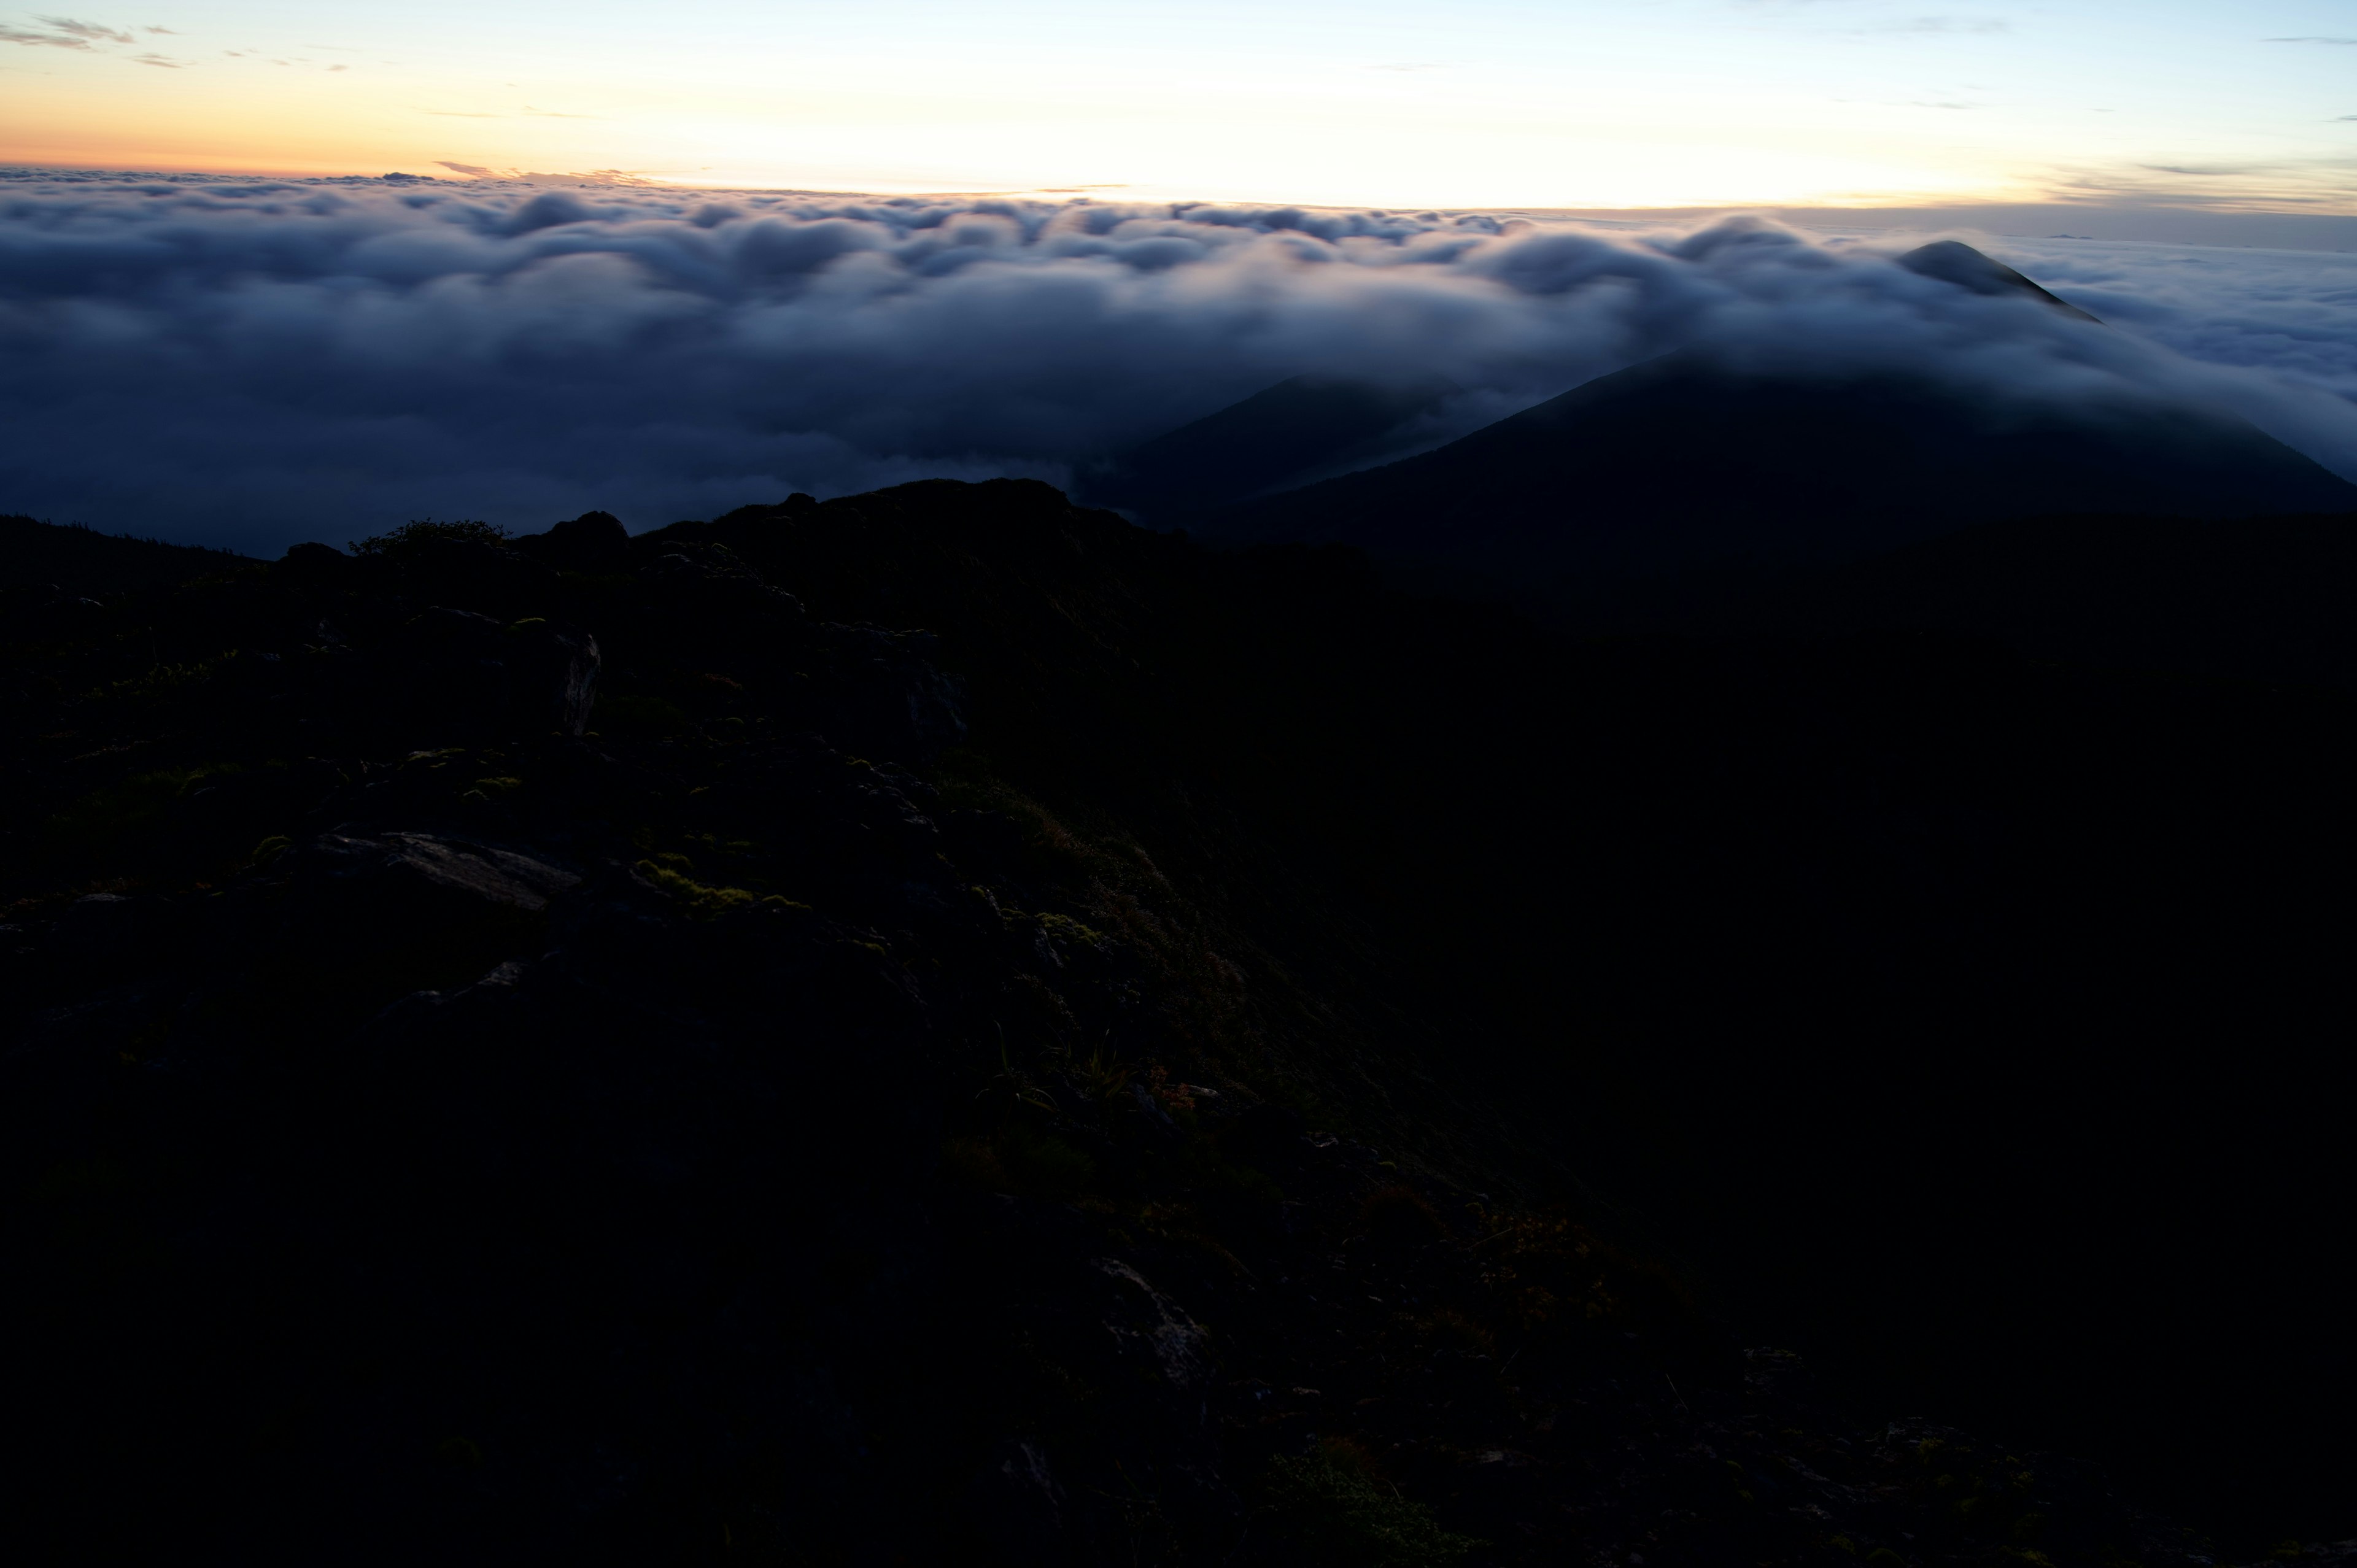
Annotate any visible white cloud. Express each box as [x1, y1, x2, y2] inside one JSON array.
[[0, 170, 2351, 554]]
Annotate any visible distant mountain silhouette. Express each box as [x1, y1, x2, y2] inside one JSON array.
[[0, 514, 255, 597], [1083, 373, 1456, 516], [1180, 245, 2354, 608], [1895, 238, 2103, 322]]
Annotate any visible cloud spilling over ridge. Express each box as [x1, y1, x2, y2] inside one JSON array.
[[4, 168, 2356, 554]]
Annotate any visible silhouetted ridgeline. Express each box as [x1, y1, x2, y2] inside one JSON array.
[[2, 490, 2353, 1566], [1095, 243, 2357, 622], [1190, 357, 2357, 609], [0, 512, 257, 595]]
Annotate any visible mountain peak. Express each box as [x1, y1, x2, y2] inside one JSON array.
[[1897, 239, 2102, 322]]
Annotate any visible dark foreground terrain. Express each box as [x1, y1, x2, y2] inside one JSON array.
[[2, 487, 2353, 1565]]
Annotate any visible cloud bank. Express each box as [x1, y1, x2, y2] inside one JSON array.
[[4, 168, 2356, 554]]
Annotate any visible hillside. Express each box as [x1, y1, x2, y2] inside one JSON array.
[[1083, 374, 1459, 516], [1131, 244, 2356, 609], [1670, 510, 2357, 686], [1201, 355, 2357, 604], [2, 492, 2353, 1566], [0, 512, 256, 595]]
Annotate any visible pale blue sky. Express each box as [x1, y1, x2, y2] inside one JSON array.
[[4, 1, 2355, 207]]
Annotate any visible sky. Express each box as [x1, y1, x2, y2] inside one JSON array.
[[2, 1, 2355, 212], [6, 6, 2357, 553]]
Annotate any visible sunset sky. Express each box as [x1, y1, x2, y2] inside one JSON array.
[[3, 0, 2355, 210]]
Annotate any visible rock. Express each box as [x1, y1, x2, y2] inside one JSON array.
[[1131, 1079, 1178, 1134], [0, 582, 108, 641], [370, 608, 599, 741], [303, 832, 581, 914], [58, 892, 144, 961], [514, 509, 630, 573], [528, 622, 600, 736], [1227, 1102, 1307, 1168], [812, 624, 969, 762], [1096, 1256, 1215, 1407], [278, 541, 349, 577], [287, 832, 581, 972], [970, 1439, 1070, 1564]]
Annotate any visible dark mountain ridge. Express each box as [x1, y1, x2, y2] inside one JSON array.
[[1202, 353, 2356, 604], [3, 491, 2353, 1566], [1895, 238, 2103, 322], [1084, 373, 1461, 517], [1, 511, 257, 596], [1127, 244, 2356, 611]]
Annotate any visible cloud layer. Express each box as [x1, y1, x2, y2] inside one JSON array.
[[4, 168, 2356, 554]]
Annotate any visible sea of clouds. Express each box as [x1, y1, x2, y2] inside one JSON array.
[[6, 168, 2357, 554]]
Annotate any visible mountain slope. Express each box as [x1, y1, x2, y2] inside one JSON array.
[[4, 482, 2354, 1563], [1084, 373, 1458, 517], [1203, 352, 2356, 604], [1675, 509, 2357, 686], [0, 512, 257, 595], [1895, 238, 2103, 322], [1182, 245, 2353, 607]]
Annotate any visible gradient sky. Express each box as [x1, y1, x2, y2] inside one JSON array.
[[2, 1, 2355, 209]]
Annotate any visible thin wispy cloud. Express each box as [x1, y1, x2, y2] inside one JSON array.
[[2142, 163, 2271, 177], [1873, 17, 2008, 35], [2266, 36, 2357, 45], [2041, 151, 2357, 213], [426, 105, 595, 120], [34, 15, 134, 44], [1, 15, 128, 48], [1749, 4, 2011, 37]]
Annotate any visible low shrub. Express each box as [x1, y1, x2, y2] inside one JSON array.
[[635, 860, 759, 917], [349, 519, 510, 557], [1263, 1437, 1480, 1567]]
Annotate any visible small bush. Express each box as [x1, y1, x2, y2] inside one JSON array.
[[940, 1124, 1097, 1199], [1416, 1308, 1493, 1358], [595, 694, 695, 738], [1263, 1437, 1480, 1567], [349, 519, 510, 557], [1000, 1124, 1097, 1197], [940, 1136, 1013, 1191], [1362, 1184, 1447, 1244], [636, 860, 758, 917], [47, 763, 242, 854], [1036, 911, 1107, 948]]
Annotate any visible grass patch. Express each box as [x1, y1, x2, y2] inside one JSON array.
[[1263, 1437, 1480, 1567], [635, 860, 759, 917], [940, 1123, 1099, 1199]]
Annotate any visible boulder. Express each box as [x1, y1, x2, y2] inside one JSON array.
[[304, 832, 581, 913], [515, 509, 630, 573], [371, 608, 600, 741], [290, 832, 581, 963]]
